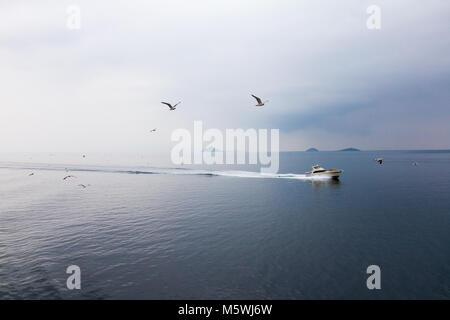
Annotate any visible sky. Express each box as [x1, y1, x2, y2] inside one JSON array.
[[1, 0, 449, 152]]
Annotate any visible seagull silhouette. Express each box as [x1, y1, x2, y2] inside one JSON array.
[[150, 128, 157, 132], [63, 175, 76, 180], [161, 101, 181, 110], [251, 94, 268, 107]]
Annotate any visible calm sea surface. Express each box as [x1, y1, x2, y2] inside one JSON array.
[[0, 151, 449, 299]]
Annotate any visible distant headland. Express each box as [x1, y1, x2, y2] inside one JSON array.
[[338, 147, 361, 152], [304, 147, 361, 152]]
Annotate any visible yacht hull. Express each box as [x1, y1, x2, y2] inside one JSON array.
[[307, 169, 342, 179]]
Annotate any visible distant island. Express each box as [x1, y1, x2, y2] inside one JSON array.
[[338, 147, 361, 152], [303, 147, 360, 152]]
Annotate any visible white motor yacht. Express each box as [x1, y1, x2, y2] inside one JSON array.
[[306, 165, 343, 179]]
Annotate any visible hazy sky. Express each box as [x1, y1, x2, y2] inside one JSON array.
[[1, 0, 449, 152]]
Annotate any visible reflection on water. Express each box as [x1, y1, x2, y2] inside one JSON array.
[[309, 178, 341, 189]]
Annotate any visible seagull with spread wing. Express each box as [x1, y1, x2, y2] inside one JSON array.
[[161, 101, 181, 110], [251, 94, 268, 107]]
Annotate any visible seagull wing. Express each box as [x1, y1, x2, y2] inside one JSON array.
[[161, 102, 173, 108], [251, 94, 262, 104], [173, 101, 181, 108]]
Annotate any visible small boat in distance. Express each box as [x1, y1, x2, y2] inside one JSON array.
[[306, 165, 343, 179]]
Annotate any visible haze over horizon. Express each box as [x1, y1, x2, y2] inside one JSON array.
[[1, 0, 449, 153]]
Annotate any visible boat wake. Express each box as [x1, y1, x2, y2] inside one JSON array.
[[209, 170, 331, 180], [0, 162, 334, 181]]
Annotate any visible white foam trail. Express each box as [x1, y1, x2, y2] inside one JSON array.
[[0, 162, 334, 181], [152, 168, 331, 180], [209, 170, 332, 180]]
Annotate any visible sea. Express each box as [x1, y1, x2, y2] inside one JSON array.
[[0, 150, 449, 299]]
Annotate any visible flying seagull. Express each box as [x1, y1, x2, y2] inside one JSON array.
[[161, 101, 181, 110], [251, 94, 268, 107], [150, 128, 157, 132], [28, 173, 35, 176], [63, 175, 76, 180], [375, 158, 383, 165], [78, 184, 90, 188]]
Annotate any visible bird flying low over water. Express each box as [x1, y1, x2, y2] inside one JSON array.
[[251, 94, 268, 107], [63, 175, 76, 180], [375, 158, 383, 164], [78, 184, 90, 188], [161, 101, 181, 110]]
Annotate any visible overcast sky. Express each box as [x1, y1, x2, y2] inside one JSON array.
[[1, 0, 449, 152]]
